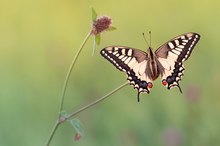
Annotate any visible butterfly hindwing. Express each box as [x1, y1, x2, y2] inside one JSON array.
[[156, 32, 200, 91], [100, 46, 153, 101]]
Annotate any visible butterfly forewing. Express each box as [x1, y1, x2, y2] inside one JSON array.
[[155, 32, 200, 91], [101, 46, 153, 100], [101, 46, 146, 71]]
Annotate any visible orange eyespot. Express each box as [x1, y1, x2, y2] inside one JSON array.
[[162, 79, 167, 86], [148, 82, 153, 88]]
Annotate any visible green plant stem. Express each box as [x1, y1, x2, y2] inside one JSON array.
[[45, 121, 60, 146], [45, 82, 128, 146], [66, 82, 129, 119], [46, 31, 92, 146], [59, 31, 92, 115]]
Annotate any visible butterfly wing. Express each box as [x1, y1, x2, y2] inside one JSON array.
[[100, 46, 153, 101], [155, 32, 200, 91]]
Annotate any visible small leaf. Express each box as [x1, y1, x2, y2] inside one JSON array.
[[91, 7, 97, 22], [60, 110, 68, 117], [92, 34, 101, 55], [95, 34, 101, 46], [70, 118, 84, 136], [92, 38, 96, 56], [107, 26, 117, 31]]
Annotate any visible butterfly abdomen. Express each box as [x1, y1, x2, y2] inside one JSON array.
[[147, 48, 161, 80]]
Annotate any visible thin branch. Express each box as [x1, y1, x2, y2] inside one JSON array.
[[59, 31, 92, 115], [45, 121, 60, 146], [66, 82, 129, 119], [46, 31, 92, 146], [45, 82, 128, 146]]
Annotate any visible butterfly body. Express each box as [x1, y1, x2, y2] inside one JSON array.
[[100, 32, 200, 101], [146, 47, 163, 81]]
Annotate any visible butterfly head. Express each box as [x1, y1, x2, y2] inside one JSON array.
[[147, 47, 154, 56]]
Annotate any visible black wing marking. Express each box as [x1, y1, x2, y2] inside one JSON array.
[[100, 46, 152, 101], [156, 32, 200, 91]]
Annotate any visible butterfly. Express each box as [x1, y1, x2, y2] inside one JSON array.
[[100, 32, 200, 102]]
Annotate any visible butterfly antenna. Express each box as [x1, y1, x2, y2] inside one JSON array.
[[142, 33, 150, 48], [149, 31, 151, 48]]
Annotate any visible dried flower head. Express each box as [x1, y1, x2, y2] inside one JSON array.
[[91, 16, 112, 35], [90, 8, 116, 55]]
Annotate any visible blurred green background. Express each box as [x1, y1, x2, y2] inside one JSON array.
[[0, 0, 219, 145]]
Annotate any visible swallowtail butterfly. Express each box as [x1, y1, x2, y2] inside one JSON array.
[[100, 32, 200, 101]]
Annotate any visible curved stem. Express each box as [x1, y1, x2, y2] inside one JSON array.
[[46, 31, 92, 146], [59, 31, 92, 115]]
